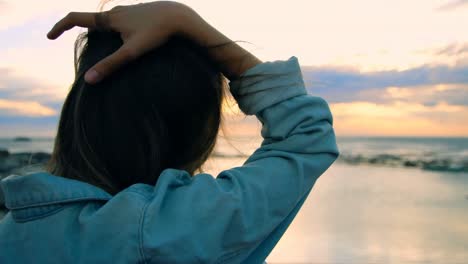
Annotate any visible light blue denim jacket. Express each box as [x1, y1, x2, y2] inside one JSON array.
[[0, 56, 339, 263]]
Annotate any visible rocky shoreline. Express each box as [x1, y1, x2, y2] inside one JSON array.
[[337, 153, 468, 173], [0, 150, 51, 178], [0, 150, 52, 217]]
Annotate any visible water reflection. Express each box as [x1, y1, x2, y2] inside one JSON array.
[[204, 158, 468, 263], [273, 164, 467, 263]]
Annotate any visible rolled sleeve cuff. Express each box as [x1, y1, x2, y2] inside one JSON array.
[[228, 56, 307, 115]]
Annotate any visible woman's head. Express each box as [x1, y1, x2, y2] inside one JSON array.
[[46, 30, 227, 195]]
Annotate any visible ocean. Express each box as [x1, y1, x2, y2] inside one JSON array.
[[1, 136, 467, 263], [2, 136, 467, 173]]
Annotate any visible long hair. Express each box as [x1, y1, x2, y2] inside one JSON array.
[[46, 30, 228, 195]]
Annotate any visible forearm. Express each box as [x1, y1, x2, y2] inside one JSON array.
[[176, 6, 262, 80]]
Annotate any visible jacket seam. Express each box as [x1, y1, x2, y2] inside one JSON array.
[[138, 196, 152, 264], [7, 196, 110, 210], [8, 190, 149, 210], [13, 205, 66, 223]]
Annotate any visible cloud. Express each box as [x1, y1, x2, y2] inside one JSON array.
[[0, 67, 65, 104], [436, 43, 468, 56], [329, 101, 468, 136], [300, 62, 468, 136], [301, 64, 468, 104], [348, 84, 468, 107], [0, 99, 56, 117], [436, 0, 468, 11], [0, 67, 64, 117], [331, 101, 465, 119], [0, 67, 62, 136]]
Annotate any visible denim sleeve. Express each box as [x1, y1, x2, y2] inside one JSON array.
[[140, 56, 340, 263]]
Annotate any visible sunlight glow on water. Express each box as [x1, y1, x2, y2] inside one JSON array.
[[206, 159, 468, 264]]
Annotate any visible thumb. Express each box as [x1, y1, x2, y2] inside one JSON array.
[[84, 45, 138, 84]]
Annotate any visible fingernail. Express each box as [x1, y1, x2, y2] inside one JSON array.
[[85, 69, 100, 84]]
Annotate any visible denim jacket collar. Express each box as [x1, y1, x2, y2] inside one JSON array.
[[0, 171, 112, 221]]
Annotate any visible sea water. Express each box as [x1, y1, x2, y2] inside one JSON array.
[[1, 136, 467, 173]]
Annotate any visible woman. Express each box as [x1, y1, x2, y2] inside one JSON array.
[[0, 1, 339, 263]]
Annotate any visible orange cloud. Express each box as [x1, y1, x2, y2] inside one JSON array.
[[0, 99, 56, 116], [329, 101, 468, 136], [218, 95, 468, 137]]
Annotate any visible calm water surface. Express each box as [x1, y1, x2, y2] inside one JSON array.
[[205, 158, 468, 264]]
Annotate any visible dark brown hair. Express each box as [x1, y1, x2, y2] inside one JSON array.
[[46, 30, 228, 195]]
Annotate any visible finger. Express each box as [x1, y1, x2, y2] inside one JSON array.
[[85, 33, 170, 84], [47, 12, 100, 39], [84, 45, 138, 84]]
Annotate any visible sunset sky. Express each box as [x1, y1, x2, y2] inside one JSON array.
[[0, 0, 467, 137]]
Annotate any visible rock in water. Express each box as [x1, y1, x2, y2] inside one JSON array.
[[0, 149, 9, 158], [13, 136, 32, 142], [0, 152, 51, 177]]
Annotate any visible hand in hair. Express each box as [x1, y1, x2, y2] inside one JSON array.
[[47, 1, 261, 84]]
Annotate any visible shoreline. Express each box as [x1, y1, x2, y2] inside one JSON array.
[[1, 149, 467, 180]]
